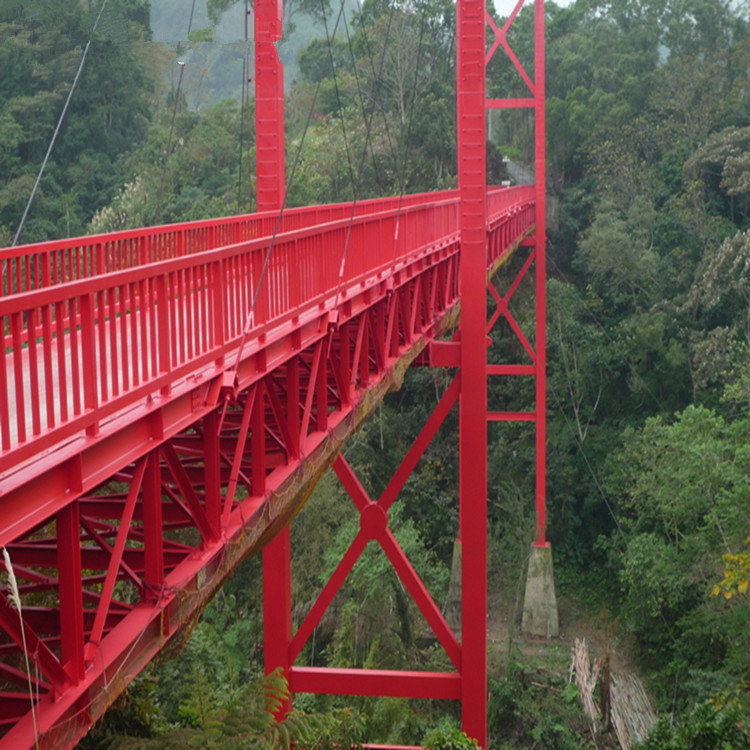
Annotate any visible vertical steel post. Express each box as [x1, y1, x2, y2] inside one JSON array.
[[533, 0, 547, 546], [204, 410, 222, 540], [263, 526, 293, 718], [143, 450, 164, 599], [255, 0, 285, 210], [58, 501, 85, 684], [457, 0, 488, 743], [255, 0, 293, 715]]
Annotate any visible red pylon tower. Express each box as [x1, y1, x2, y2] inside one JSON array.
[[253, 0, 295, 722], [257, 0, 547, 746], [458, 0, 547, 739]]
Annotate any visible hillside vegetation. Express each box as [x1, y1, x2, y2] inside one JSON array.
[[1, 0, 749, 746]]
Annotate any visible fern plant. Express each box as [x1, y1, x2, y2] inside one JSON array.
[[111, 669, 364, 749]]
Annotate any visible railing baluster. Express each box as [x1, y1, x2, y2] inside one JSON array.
[[148, 277, 158, 379], [1, 315, 11, 449], [11, 312, 26, 444], [170, 269, 179, 367], [70, 298, 82, 416], [212, 260, 225, 366], [139, 279, 149, 383], [97, 290, 108, 403], [27, 307, 41, 436], [129, 282, 139, 388], [80, 293, 98, 436], [108, 285, 119, 398], [157, 273, 171, 394], [55, 301, 68, 423], [119, 282, 130, 393], [187, 266, 196, 361]]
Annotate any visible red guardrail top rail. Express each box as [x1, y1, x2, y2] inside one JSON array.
[[0, 190, 482, 298], [0, 187, 534, 476]]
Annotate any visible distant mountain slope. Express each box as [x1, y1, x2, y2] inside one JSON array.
[[149, 0, 357, 106]]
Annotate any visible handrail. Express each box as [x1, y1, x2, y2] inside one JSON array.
[[0, 190, 483, 298], [1, 187, 535, 471]]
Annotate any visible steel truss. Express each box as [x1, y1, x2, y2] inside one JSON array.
[[0, 191, 534, 747], [0, 260, 451, 746]]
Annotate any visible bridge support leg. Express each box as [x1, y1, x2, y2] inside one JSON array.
[[263, 527, 293, 718], [457, 0, 488, 741], [58, 501, 85, 684]]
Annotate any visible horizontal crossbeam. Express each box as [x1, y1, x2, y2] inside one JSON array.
[[290, 667, 462, 700]]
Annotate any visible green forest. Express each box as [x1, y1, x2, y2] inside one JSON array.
[[2, 0, 750, 746]]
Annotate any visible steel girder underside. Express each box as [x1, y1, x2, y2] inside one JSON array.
[[0, 198, 534, 749]]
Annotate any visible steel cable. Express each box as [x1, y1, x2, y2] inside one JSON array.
[[229, 0, 355, 377], [10, 0, 110, 248]]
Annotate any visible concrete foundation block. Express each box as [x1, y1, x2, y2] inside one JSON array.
[[522, 543, 559, 638], [445, 540, 462, 634]]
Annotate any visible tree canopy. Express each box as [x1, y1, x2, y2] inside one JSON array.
[[0, 0, 153, 244]]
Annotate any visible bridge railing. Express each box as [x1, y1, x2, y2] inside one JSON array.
[[0, 190, 479, 298], [0, 187, 534, 473]]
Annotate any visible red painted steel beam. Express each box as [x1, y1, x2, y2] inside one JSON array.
[[533, 0, 548, 547], [320, 452, 462, 670], [457, 0, 489, 744], [379, 529, 462, 669], [291, 667, 462, 700], [255, 0, 285, 210]]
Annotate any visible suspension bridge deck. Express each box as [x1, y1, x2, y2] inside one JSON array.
[[0, 186, 535, 748]]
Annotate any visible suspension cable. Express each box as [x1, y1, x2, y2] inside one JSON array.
[[11, 0, 110, 247], [153, 61, 186, 225], [319, 0, 358, 197], [228, 0, 354, 376], [397, 9, 429, 194], [153, 1, 200, 225], [350, 0, 404, 195], [238, 0, 252, 213], [342, 12, 387, 193], [328, 0, 403, 309]]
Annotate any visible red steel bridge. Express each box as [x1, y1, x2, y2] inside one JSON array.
[[0, 0, 546, 747]]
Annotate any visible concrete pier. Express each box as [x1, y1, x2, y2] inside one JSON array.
[[522, 543, 559, 638]]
